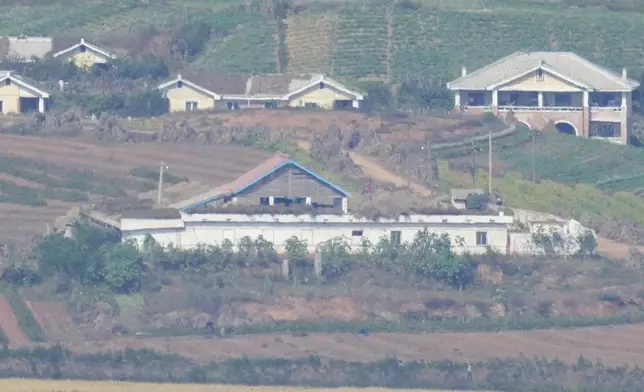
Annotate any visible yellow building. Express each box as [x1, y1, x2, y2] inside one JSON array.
[[0, 71, 50, 114], [157, 71, 364, 113], [52, 38, 116, 68]]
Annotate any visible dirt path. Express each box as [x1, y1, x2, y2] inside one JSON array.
[[348, 152, 433, 196], [0, 295, 28, 346], [61, 323, 644, 366]]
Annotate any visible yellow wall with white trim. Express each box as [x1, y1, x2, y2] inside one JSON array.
[[165, 83, 215, 112], [287, 84, 355, 109]]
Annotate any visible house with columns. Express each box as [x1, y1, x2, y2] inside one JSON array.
[[0, 71, 49, 114], [447, 51, 640, 144]]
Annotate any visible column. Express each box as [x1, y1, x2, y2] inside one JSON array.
[[341, 198, 348, 214], [621, 91, 628, 144], [38, 97, 45, 113], [352, 100, 359, 108], [537, 92, 543, 107], [454, 91, 461, 107], [268, 196, 275, 206], [305, 197, 311, 205], [492, 90, 498, 115], [582, 91, 590, 138]]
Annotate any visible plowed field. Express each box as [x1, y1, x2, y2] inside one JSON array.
[[63, 323, 644, 367], [0, 134, 271, 246]]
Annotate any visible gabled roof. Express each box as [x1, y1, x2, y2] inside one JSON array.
[[157, 72, 364, 100], [0, 36, 52, 61], [447, 51, 640, 92], [52, 38, 116, 60], [171, 153, 351, 211], [0, 71, 49, 98]]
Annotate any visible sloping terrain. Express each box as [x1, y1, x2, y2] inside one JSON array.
[[62, 323, 644, 367], [0, 134, 271, 246], [0, 294, 28, 346]]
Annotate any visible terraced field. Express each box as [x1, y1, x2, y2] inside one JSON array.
[[0, 134, 271, 246]]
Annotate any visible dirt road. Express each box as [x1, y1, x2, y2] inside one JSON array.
[[63, 323, 644, 366]]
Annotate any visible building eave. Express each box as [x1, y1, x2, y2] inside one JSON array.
[[157, 75, 222, 100]]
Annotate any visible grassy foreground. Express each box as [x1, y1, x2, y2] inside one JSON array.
[[0, 379, 478, 392]]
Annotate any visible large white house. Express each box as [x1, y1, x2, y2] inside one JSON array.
[[119, 153, 514, 254]]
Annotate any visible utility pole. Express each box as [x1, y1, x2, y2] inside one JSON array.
[[488, 131, 492, 195], [532, 131, 536, 183], [471, 136, 476, 191], [405, 121, 411, 190], [157, 161, 168, 205]]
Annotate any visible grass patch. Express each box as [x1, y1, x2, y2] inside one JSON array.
[[129, 166, 188, 185], [0, 282, 45, 343], [140, 311, 644, 338]]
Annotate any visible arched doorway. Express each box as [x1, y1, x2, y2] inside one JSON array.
[[516, 121, 531, 130], [555, 121, 577, 135]]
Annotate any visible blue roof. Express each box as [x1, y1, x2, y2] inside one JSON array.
[[181, 158, 351, 211]]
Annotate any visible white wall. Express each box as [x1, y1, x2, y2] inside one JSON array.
[[121, 213, 513, 255]]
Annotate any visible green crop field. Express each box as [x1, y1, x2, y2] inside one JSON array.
[[3, 0, 644, 82], [436, 127, 644, 194]]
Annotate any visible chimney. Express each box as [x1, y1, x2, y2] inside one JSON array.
[[622, 67, 628, 80], [461, 66, 467, 77]]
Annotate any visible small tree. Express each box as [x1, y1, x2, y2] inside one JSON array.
[[316, 236, 352, 281], [99, 240, 144, 293], [577, 231, 597, 258]]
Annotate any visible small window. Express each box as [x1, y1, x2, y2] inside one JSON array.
[[264, 101, 278, 108], [260, 197, 270, 205], [5, 79, 10, 86], [536, 69, 544, 81], [304, 102, 319, 109], [390, 231, 401, 245], [467, 92, 485, 106], [80, 45, 86, 53], [227, 101, 239, 111], [177, 80, 183, 88], [0, 100, 3, 113], [319, 81, 325, 89], [476, 231, 488, 245], [185, 101, 198, 111], [351, 230, 363, 237]]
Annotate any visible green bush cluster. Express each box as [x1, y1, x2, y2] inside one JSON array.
[[53, 90, 168, 118], [0, 344, 643, 391]]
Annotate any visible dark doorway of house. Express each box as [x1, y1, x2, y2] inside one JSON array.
[[334, 100, 352, 109], [555, 122, 576, 135], [19, 97, 39, 113]]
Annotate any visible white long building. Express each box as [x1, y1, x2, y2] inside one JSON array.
[[119, 153, 514, 254]]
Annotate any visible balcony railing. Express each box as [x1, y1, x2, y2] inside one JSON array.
[[498, 106, 583, 112], [590, 106, 622, 112]]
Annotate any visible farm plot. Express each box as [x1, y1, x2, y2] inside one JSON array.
[[0, 134, 271, 246], [387, 7, 644, 82], [331, 8, 389, 79], [67, 323, 644, 367]]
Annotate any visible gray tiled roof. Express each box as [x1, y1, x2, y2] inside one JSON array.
[[447, 51, 640, 91], [0, 36, 52, 60]]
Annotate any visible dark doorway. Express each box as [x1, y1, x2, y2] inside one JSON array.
[[555, 122, 576, 135], [334, 100, 352, 109], [19, 97, 39, 113]]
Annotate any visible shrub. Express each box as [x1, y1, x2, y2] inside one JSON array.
[[465, 193, 488, 211]]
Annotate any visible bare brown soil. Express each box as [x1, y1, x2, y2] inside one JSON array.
[[0, 134, 272, 245], [25, 300, 81, 342], [0, 294, 28, 346], [60, 324, 644, 366]]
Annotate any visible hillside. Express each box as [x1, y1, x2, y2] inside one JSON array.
[[2, 1, 644, 82]]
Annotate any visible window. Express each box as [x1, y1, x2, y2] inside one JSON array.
[[476, 231, 488, 246], [264, 101, 278, 108], [80, 45, 86, 53], [0, 101, 3, 113], [185, 101, 198, 111], [260, 197, 270, 205], [390, 231, 401, 245], [177, 80, 183, 88], [351, 230, 363, 237], [319, 81, 325, 89], [590, 122, 620, 138], [304, 102, 319, 108], [227, 101, 239, 111], [467, 92, 485, 106], [5, 79, 10, 86], [536, 69, 544, 81], [554, 93, 572, 107]]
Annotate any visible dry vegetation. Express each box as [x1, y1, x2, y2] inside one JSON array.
[[0, 379, 439, 392]]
